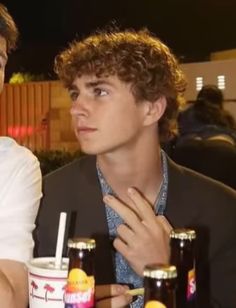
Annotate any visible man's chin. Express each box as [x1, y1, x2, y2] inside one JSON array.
[[79, 147, 98, 156]]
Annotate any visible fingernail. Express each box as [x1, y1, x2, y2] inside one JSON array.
[[127, 187, 134, 194], [122, 285, 129, 291], [116, 284, 129, 293]]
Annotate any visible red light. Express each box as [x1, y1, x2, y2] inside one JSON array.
[[7, 125, 35, 137]]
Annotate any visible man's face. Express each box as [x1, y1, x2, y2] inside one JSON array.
[[68, 74, 150, 156], [0, 35, 7, 93]]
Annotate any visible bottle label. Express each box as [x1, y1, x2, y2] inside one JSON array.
[[187, 268, 196, 301], [64, 268, 95, 308], [144, 300, 166, 308]]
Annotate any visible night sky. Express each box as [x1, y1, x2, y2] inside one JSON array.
[[1, 0, 236, 81]]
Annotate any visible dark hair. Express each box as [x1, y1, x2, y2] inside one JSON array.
[[197, 85, 223, 108], [194, 85, 236, 129], [0, 4, 18, 52], [194, 103, 236, 130], [55, 29, 186, 142]]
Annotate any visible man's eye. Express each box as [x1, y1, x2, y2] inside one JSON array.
[[69, 91, 78, 101], [94, 88, 108, 97]]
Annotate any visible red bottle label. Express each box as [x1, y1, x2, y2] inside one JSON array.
[[64, 268, 95, 308], [187, 268, 196, 301]]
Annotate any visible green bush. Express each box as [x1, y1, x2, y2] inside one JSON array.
[[9, 72, 46, 84], [34, 150, 81, 176]]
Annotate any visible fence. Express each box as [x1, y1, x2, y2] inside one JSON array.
[[0, 82, 50, 151]]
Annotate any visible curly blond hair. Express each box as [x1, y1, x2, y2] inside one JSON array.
[[55, 29, 186, 142]]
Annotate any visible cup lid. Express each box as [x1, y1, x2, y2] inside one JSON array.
[[28, 257, 68, 277]]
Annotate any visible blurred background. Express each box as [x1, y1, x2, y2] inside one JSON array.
[[1, 0, 236, 178], [1, 0, 236, 81]]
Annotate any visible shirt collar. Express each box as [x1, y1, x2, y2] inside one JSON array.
[[97, 149, 169, 215]]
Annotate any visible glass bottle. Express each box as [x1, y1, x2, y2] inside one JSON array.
[[143, 263, 177, 308], [64, 237, 96, 308], [170, 228, 196, 308]]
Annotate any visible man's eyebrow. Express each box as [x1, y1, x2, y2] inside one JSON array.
[[68, 79, 113, 91], [0, 50, 8, 63], [85, 80, 113, 88], [68, 84, 78, 91]]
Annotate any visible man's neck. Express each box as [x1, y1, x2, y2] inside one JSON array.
[[97, 144, 163, 207]]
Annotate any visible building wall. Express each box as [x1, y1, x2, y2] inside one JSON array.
[[0, 81, 79, 152], [180, 59, 236, 120], [210, 49, 236, 61], [49, 81, 78, 152], [0, 82, 51, 151]]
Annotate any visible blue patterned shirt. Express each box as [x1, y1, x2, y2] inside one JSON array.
[[97, 150, 169, 307]]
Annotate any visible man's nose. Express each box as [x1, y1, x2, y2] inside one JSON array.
[[70, 97, 89, 116]]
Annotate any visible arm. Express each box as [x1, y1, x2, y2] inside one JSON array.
[[104, 187, 172, 276], [0, 260, 28, 308], [0, 148, 42, 307]]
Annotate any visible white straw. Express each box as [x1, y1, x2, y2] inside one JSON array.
[[55, 212, 67, 269]]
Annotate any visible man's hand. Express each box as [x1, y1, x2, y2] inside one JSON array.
[[96, 284, 132, 308], [104, 187, 172, 276]]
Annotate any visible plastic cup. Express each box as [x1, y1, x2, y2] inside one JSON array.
[[28, 257, 69, 308]]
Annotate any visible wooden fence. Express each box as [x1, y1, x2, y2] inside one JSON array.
[[0, 82, 50, 151]]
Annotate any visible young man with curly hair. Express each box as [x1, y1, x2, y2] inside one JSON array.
[[37, 29, 236, 307]]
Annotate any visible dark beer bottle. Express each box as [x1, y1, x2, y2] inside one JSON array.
[[170, 228, 196, 308], [64, 237, 96, 308], [143, 264, 177, 308]]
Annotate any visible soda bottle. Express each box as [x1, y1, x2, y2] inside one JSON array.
[[143, 263, 177, 308], [64, 237, 96, 308], [170, 228, 196, 308]]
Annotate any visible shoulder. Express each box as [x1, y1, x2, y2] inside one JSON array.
[[44, 155, 96, 179], [167, 157, 236, 251], [0, 137, 39, 169], [167, 157, 236, 213], [43, 155, 97, 190], [170, 157, 236, 191], [178, 104, 195, 121]]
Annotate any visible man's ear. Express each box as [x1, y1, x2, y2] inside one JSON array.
[[143, 96, 167, 126]]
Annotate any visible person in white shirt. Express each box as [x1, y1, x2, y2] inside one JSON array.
[[0, 4, 42, 307]]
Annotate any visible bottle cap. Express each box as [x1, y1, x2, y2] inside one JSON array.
[[143, 264, 177, 279], [67, 238, 96, 249], [170, 228, 196, 240]]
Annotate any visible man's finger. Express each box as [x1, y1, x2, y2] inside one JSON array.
[[156, 215, 173, 234], [103, 195, 144, 233], [113, 237, 130, 258], [96, 284, 132, 308], [127, 187, 157, 222], [95, 284, 129, 300], [116, 223, 134, 245], [96, 293, 132, 308]]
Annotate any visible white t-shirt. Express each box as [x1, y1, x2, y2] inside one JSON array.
[[0, 137, 42, 263]]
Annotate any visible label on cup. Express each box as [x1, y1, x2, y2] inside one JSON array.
[[28, 257, 69, 308], [64, 268, 95, 308]]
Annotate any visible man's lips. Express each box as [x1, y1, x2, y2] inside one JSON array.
[[77, 127, 97, 133]]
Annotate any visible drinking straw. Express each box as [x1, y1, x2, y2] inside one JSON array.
[[55, 212, 67, 269], [126, 288, 144, 296]]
